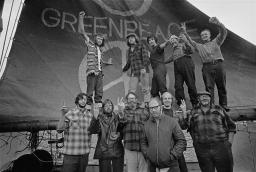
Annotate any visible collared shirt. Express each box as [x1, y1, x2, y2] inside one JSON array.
[[191, 25, 227, 63], [188, 105, 236, 144], [123, 43, 150, 77], [120, 104, 149, 151], [63, 107, 93, 155]]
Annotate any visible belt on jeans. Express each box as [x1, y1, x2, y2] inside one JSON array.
[[203, 59, 223, 65]]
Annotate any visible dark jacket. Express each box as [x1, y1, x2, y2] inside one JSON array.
[[88, 112, 124, 159], [141, 114, 187, 168]]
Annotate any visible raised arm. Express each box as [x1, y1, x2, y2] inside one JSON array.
[[180, 22, 198, 50], [209, 17, 227, 46], [78, 11, 90, 44], [159, 40, 170, 49], [56, 107, 69, 133]]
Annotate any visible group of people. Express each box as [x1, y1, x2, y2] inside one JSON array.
[[57, 90, 235, 172], [56, 11, 236, 172]]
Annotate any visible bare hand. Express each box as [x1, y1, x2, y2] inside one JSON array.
[[180, 22, 186, 33], [117, 97, 125, 111], [79, 11, 85, 17], [180, 99, 186, 113], [61, 106, 69, 115], [209, 17, 220, 25], [140, 68, 146, 74], [93, 105, 100, 118], [179, 34, 188, 42]]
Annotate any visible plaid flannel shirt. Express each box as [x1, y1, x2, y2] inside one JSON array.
[[188, 105, 236, 144], [120, 104, 149, 151], [123, 43, 150, 77], [63, 107, 93, 155]]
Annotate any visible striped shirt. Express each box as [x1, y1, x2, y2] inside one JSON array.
[[188, 105, 236, 144], [85, 41, 102, 75], [63, 107, 93, 155], [120, 104, 149, 151]]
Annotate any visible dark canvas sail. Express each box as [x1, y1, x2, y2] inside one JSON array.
[[0, 0, 255, 125], [0, 0, 256, 171]]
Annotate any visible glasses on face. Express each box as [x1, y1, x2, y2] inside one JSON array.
[[149, 105, 160, 110]]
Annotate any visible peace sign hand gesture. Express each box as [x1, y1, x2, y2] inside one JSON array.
[[180, 22, 187, 33], [180, 99, 187, 114], [117, 97, 125, 111]]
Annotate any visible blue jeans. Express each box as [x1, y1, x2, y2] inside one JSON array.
[[62, 153, 89, 172], [194, 141, 233, 172]]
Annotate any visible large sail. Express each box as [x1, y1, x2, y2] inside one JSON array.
[[0, 0, 255, 126]]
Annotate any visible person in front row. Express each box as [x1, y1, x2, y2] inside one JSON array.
[[57, 93, 93, 172], [141, 98, 187, 172], [185, 91, 236, 172], [161, 92, 188, 172], [88, 99, 124, 172], [117, 92, 150, 172]]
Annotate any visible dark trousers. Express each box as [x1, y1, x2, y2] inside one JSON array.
[[194, 141, 233, 172], [148, 160, 180, 172], [202, 61, 227, 106], [99, 156, 124, 172], [178, 154, 188, 172], [151, 65, 167, 97], [174, 56, 198, 106], [62, 153, 89, 172], [86, 72, 103, 105]]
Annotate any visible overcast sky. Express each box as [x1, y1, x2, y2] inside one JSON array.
[[188, 0, 256, 45], [0, 0, 256, 77]]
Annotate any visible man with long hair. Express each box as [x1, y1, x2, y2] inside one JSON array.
[[123, 33, 151, 102], [78, 11, 112, 111], [57, 93, 93, 172]]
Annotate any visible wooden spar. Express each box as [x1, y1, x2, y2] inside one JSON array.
[[0, 108, 255, 133], [0, 120, 59, 132]]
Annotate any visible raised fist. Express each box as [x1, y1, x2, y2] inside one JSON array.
[[209, 17, 220, 25], [79, 11, 86, 17]]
